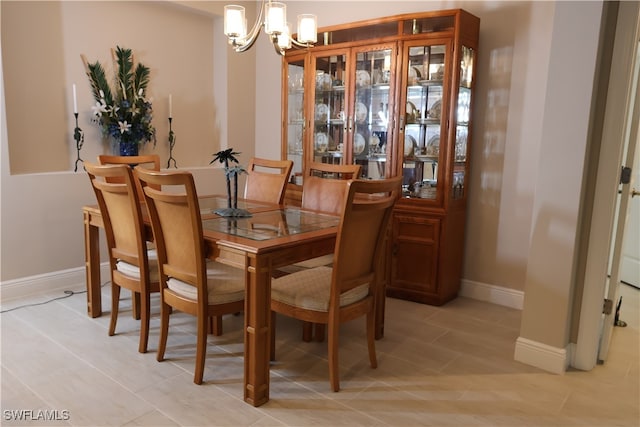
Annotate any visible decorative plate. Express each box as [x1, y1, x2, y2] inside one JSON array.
[[426, 134, 440, 156], [316, 72, 332, 90], [369, 134, 380, 148], [406, 101, 418, 123], [355, 102, 368, 124], [404, 134, 416, 157], [408, 66, 421, 85], [315, 132, 329, 152], [356, 70, 371, 87], [429, 99, 442, 119], [315, 103, 329, 122], [354, 133, 366, 155]]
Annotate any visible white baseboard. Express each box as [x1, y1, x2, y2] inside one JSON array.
[[0, 264, 110, 302], [514, 336, 570, 374], [460, 279, 524, 310], [2, 270, 525, 311], [461, 280, 570, 374]]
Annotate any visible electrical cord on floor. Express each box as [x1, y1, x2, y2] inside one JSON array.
[[0, 281, 110, 314]]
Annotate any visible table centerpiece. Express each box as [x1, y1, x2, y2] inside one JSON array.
[[81, 46, 156, 155]]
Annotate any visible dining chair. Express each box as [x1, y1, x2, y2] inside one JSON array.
[[279, 162, 362, 342], [278, 162, 361, 272], [243, 157, 293, 205], [135, 167, 245, 385], [98, 154, 161, 202], [98, 154, 161, 319], [270, 176, 401, 392], [85, 162, 160, 353], [301, 162, 361, 216]]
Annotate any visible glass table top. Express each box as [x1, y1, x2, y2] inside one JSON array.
[[202, 208, 340, 241], [198, 197, 269, 215]]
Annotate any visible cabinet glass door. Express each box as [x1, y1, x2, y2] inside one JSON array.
[[351, 46, 395, 179], [285, 55, 305, 181], [401, 43, 447, 200], [312, 52, 348, 166], [452, 45, 475, 200]]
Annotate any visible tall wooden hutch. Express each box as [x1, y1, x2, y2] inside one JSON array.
[[281, 9, 480, 305]]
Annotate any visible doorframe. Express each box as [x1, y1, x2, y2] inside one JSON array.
[[573, 1, 640, 371]]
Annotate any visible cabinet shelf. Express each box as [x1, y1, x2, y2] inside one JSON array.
[[418, 79, 444, 87], [413, 155, 439, 162], [407, 118, 440, 125]]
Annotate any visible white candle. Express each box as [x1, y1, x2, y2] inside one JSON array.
[[169, 94, 172, 118], [72, 84, 78, 114]]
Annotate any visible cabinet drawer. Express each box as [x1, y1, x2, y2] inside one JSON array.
[[394, 215, 439, 242]]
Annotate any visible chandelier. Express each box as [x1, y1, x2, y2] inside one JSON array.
[[224, 0, 317, 55]]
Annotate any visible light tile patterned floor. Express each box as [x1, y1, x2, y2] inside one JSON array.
[[1, 283, 638, 426]]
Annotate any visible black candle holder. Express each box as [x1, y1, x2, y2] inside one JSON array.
[[73, 112, 85, 172], [167, 117, 177, 168]]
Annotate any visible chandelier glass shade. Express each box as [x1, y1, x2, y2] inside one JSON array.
[[224, 0, 317, 55]]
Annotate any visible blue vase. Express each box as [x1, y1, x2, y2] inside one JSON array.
[[119, 140, 139, 156]]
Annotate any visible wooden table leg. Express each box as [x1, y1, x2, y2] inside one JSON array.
[[84, 211, 102, 318], [243, 253, 270, 407]]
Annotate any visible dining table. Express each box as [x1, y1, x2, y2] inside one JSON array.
[[82, 195, 388, 406]]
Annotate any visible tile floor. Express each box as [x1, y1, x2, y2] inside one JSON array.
[[1, 283, 638, 426]]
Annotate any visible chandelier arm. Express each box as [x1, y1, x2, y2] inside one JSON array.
[[231, 0, 266, 52], [269, 34, 286, 56], [290, 38, 313, 49]]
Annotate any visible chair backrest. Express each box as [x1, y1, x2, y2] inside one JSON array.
[[244, 157, 293, 205], [98, 154, 161, 200], [135, 168, 207, 304], [301, 162, 362, 215], [85, 162, 149, 272], [331, 176, 401, 298]]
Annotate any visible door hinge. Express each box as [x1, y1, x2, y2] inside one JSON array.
[[620, 166, 632, 184], [603, 298, 614, 315]]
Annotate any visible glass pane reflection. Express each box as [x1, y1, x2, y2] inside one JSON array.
[[202, 208, 339, 241]]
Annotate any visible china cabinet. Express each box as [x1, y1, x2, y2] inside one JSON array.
[[281, 9, 479, 305]]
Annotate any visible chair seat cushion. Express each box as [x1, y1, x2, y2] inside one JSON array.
[[167, 261, 244, 304], [116, 249, 160, 282], [271, 266, 369, 312]]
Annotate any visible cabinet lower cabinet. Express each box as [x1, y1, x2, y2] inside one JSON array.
[[387, 208, 466, 306]]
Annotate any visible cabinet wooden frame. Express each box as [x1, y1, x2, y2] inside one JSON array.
[[281, 9, 479, 306]]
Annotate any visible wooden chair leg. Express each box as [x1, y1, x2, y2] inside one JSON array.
[[194, 313, 207, 385], [327, 320, 340, 392], [302, 321, 313, 342], [209, 315, 223, 336], [314, 323, 326, 342], [156, 301, 170, 362], [138, 292, 150, 354], [367, 309, 377, 369], [109, 284, 121, 336], [132, 290, 141, 320], [270, 311, 277, 361]]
